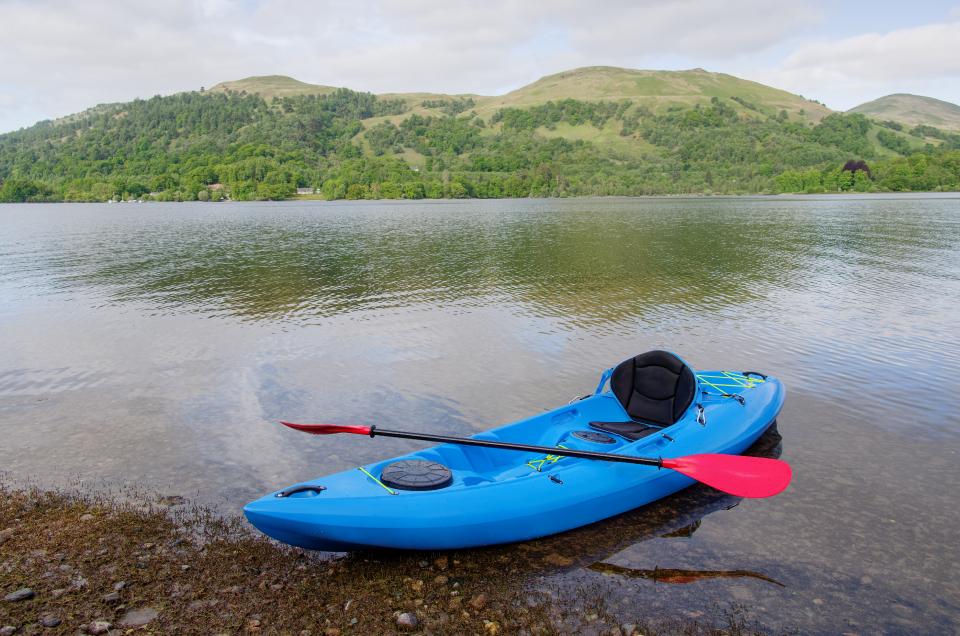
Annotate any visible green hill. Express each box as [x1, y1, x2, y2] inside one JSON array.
[[208, 75, 340, 100], [213, 67, 834, 126], [2, 68, 958, 203], [848, 93, 960, 131], [475, 66, 833, 123]]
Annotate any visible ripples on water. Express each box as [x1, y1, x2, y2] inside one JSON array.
[[1, 195, 959, 634], [3, 197, 958, 429]]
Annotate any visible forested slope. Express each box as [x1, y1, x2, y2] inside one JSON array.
[[2, 78, 959, 203]]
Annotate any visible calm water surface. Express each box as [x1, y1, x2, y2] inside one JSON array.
[[1, 195, 959, 634]]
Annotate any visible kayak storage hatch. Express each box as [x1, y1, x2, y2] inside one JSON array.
[[243, 351, 786, 551]]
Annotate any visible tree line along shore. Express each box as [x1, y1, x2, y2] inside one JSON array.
[[1, 89, 958, 203]]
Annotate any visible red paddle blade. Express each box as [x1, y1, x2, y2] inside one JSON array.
[[280, 422, 371, 436], [662, 454, 792, 498]]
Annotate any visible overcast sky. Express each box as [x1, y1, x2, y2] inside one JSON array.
[[1, 0, 959, 134]]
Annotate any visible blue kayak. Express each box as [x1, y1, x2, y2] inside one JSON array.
[[244, 351, 785, 551]]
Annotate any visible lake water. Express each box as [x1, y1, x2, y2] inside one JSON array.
[[1, 195, 958, 634]]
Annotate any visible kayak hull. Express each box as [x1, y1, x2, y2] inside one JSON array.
[[244, 371, 784, 551]]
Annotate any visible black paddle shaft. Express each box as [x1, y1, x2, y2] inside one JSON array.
[[368, 426, 663, 468]]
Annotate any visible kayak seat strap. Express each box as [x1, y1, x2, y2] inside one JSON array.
[[610, 350, 696, 427], [593, 368, 614, 395], [589, 421, 661, 441]]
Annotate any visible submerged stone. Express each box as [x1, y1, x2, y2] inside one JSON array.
[[119, 607, 159, 627], [3, 588, 33, 602]]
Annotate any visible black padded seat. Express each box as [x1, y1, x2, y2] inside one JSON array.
[[590, 351, 696, 440]]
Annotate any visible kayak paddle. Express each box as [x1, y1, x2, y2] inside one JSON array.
[[280, 422, 792, 498]]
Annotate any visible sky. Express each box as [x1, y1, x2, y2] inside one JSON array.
[[1, 0, 959, 134]]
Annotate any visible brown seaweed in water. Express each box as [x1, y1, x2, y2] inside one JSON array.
[[588, 562, 785, 587]]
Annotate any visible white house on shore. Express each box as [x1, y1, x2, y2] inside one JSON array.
[[297, 187, 315, 195]]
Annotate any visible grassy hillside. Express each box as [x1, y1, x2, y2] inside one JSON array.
[[865, 125, 926, 159], [474, 66, 833, 124], [848, 93, 960, 131], [211, 67, 834, 126], [207, 75, 341, 100]]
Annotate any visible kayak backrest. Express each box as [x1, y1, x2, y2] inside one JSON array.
[[610, 350, 696, 426]]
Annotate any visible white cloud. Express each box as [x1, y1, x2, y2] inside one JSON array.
[[560, 0, 816, 59], [739, 21, 960, 110], [782, 22, 960, 81], [1, 0, 957, 132], [0, 0, 821, 131]]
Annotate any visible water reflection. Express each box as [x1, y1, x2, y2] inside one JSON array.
[[16, 200, 806, 327]]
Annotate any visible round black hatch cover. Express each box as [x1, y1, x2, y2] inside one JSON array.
[[571, 430, 616, 444], [380, 460, 453, 491]]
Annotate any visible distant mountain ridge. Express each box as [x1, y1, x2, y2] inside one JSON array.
[[848, 93, 960, 131], [210, 66, 834, 126]]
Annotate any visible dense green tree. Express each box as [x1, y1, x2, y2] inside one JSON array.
[[345, 183, 363, 199], [853, 170, 871, 192], [403, 181, 425, 199], [802, 168, 822, 192], [420, 98, 476, 116], [775, 170, 803, 193], [837, 170, 853, 191], [0, 178, 42, 202], [877, 129, 912, 154]]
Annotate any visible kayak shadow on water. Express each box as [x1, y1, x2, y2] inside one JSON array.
[[476, 423, 785, 584]]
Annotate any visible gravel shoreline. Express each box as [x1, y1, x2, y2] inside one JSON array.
[[1, 477, 782, 636]]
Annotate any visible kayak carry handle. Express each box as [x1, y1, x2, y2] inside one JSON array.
[[275, 485, 326, 498]]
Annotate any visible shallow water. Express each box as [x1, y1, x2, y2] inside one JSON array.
[[1, 195, 959, 634]]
